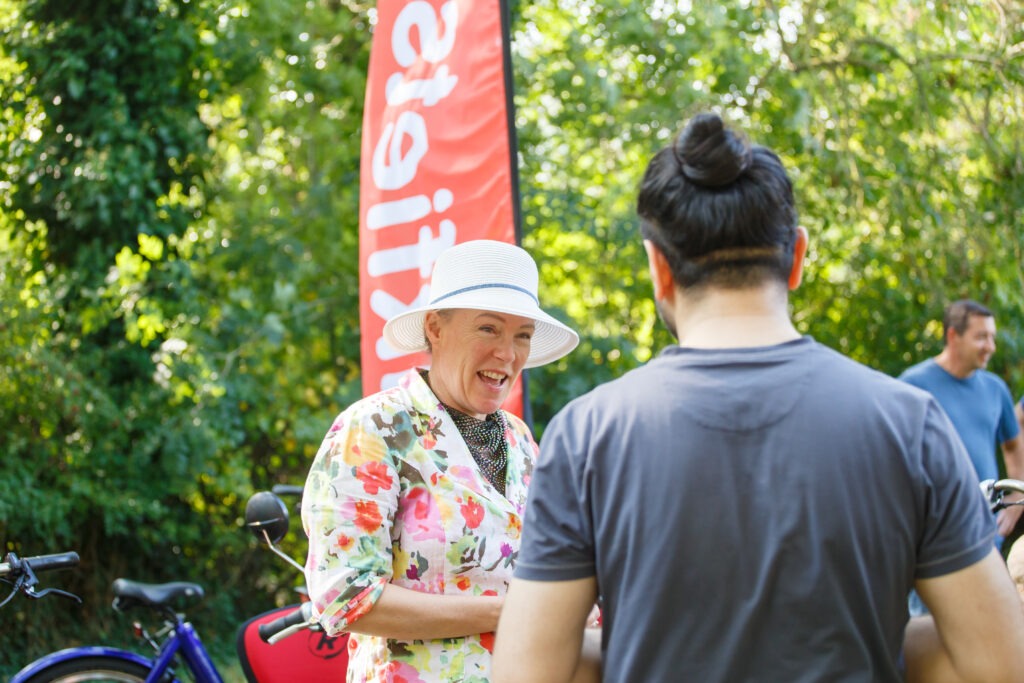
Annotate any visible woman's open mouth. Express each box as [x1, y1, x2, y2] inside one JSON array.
[[479, 370, 508, 388]]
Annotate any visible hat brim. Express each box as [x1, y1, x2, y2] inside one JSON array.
[[383, 293, 579, 369]]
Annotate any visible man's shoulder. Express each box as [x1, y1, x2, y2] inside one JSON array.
[[898, 357, 938, 383], [816, 346, 936, 403], [973, 368, 1012, 392], [547, 357, 670, 431], [558, 338, 914, 409], [560, 361, 654, 410]]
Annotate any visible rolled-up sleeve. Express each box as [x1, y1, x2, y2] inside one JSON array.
[[301, 406, 400, 635]]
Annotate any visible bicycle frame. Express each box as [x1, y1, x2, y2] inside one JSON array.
[[9, 489, 317, 683], [148, 619, 224, 683], [10, 617, 225, 683]]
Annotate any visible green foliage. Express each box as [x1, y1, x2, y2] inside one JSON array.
[[2, 0, 210, 668], [2, 0, 1024, 675], [194, 0, 371, 484], [514, 0, 1024, 431], [5, 0, 212, 270], [2, 0, 221, 542]]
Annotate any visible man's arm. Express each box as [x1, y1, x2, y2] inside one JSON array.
[[998, 432, 1024, 536], [904, 548, 1024, 682], [493, 577, 600, 683]]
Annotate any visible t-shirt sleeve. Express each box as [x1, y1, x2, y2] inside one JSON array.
[[916, 399, 997, 579], [514, 406, 596, 581], [995, 379, 1020, 443]]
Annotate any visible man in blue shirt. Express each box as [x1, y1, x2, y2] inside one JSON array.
[[900, 299, 1024, 540]]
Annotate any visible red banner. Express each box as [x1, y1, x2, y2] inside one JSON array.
[[358, 0, 525, 417]]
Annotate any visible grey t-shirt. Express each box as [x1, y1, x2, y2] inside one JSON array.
[[516, 337, 994, 683]]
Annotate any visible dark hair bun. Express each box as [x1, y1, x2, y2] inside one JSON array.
[[672, 112, 752, 188]]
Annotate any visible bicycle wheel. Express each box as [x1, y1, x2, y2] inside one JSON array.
[[18, 656, 155, 683]]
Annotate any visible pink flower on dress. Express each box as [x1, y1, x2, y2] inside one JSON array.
[[396, 487, 445, 542], [449, 465, 486, 492], [385, 661, 427, 683]]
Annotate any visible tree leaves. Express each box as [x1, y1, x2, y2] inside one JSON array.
[[514, 0, 1024, 422]]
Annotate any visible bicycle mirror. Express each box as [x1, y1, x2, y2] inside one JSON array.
[[245, 491, 290, 545]]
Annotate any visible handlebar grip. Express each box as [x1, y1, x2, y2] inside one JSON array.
[[993, 479, 1024, 496], [21, 552, 81, 573], [258, 602, 313, 643], [270, 484, 303, 497]]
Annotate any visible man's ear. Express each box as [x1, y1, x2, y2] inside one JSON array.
[[788, 226, 809, 291], [644, 240, 675, 301], [945, 325, 958, 347]]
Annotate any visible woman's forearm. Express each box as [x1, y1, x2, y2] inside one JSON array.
[[344, 583, 504, 640]]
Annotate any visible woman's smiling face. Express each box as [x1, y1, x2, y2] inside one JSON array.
[[424, 309, 534, 418]]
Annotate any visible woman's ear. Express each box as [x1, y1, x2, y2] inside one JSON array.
[[423, 310, 442, 346], [788, 226, 809, 291]]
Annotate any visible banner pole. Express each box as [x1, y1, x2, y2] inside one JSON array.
[[498, 0, 533, 430]]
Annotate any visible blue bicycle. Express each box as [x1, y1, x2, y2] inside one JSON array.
[[9, 489, 345, 683]]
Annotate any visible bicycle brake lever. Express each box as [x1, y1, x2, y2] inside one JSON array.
[[26, 586, 83, 604]]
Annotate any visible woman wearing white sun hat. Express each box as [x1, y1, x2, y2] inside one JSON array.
[[301, 240, 579, 683]]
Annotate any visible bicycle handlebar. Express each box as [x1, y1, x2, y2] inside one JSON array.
[[0, 551, 82, 608], [0, 552, 80, 578], [270, 484, 303, 498], [981, 478, 1024, 512], [258, 601, 316, 644]]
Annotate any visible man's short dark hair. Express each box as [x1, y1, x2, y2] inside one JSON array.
[[943, 299, 993, 339], [636, 112, 798, 290]]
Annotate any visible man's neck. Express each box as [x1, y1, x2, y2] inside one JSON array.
[[673, 286, 799, 349], [934, 349, 975, 379]]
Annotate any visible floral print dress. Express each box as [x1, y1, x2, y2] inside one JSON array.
[[302, 369, 538, 682]]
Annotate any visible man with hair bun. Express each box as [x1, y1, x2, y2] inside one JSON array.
[[493, 113, 1024, 683]]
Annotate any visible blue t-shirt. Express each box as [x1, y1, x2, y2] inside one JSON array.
[[899, 359, 1019, 482]]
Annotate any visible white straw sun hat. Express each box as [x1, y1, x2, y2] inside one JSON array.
[[382, 240, 579, 368]]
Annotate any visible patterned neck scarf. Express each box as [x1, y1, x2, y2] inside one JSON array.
[[443, 404, 508, 495], [422, 379, 507, 497]]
